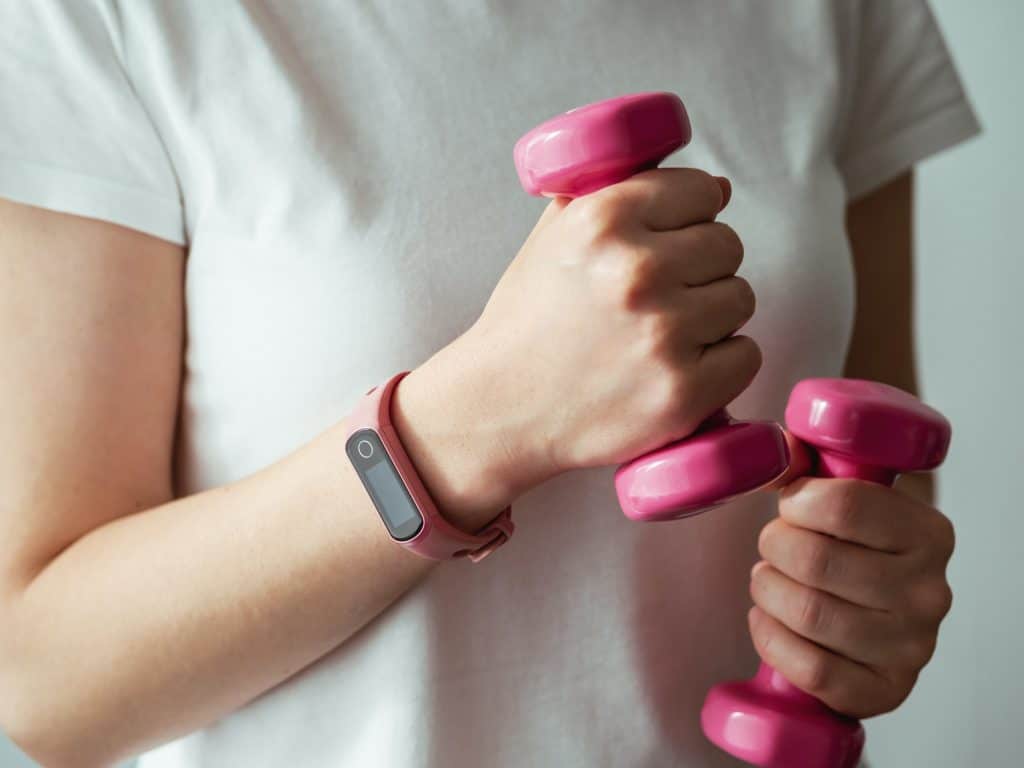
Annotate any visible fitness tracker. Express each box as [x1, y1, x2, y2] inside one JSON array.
[[345, 371, 514, 562]]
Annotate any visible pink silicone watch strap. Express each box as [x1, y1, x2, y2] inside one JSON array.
[[347, 372, 513, 562]]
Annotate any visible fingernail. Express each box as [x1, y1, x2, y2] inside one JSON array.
[[751, 560, 769, 581], [715, 176, 732, 210]]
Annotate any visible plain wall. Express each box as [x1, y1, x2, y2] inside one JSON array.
[[1, 1, 1020, 766], [863, 0, 1024, 765]]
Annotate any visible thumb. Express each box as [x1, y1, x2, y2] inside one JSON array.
[[765, 429, 815, 490]]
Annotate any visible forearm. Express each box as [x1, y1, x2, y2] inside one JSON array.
[[1, 358, 519, 767], [844, 177, 936, 507]]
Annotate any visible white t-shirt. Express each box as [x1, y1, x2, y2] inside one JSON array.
[[0, 2, 979, 766]]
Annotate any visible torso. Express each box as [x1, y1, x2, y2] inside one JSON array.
[[125, 2, 856, 765]]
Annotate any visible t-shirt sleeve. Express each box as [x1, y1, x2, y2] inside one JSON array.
[[837, 0, 981, 201], [0, 0, 185, 244]]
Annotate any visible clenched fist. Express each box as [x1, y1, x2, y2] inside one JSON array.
[[749, 477, 956, 718], [472, 168, 760, 473], [395, 168, 764, 524]]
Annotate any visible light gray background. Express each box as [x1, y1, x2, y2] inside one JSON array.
[[2, 1, 1020, 765]]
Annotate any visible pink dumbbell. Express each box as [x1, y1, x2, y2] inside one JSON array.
[[515, 95, 953, 767], [700, 378, 950, 768], [515, 92, 794, 520]]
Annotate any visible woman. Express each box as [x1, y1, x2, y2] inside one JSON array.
[[0, 2, 977, 766]]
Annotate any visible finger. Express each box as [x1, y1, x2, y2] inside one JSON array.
[[748, 606, 902, 719], [691, 335, 762, 415], [680, 277, 756, 344], [758, 517, 906, 610], [779, 477, 945, 554], [648, 221, 744, 286], [717, 176, 732, 208], [608, 168, 727, 231], [750, 561, 894, 667], [762, 430, 815, 490]]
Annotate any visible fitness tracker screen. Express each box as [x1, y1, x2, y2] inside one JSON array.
[[346, 429, 423, 541]]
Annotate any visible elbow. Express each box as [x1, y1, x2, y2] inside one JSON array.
[[0, 678, 101, 768], [0, 635, 115, 768], [2, 717, 64, 768], [0, 571, 118, 768], [0, 687, 114, 768], [0, 564, 137, 768]]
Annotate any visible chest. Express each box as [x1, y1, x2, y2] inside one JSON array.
[[121, 0, 857, 485]]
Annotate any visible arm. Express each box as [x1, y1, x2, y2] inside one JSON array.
[[0, 199, 510, 767], [0, 169, 756, 767], [750, 173, 955, 717], [843, 171, 933, 504]]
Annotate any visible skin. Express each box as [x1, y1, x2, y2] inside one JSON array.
[[0, 167, 952, 763], [748, 172, 957, 718], [0, 169, 755, 767]]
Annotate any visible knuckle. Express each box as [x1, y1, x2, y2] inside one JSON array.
[[922, 581, 954, 621], [902, 635, 938, 669], [823, 481, 862, 537], [757, 521, 779, 558], [730, 335, 763, 378], [608, 247, 657, 309], [711, 222, 744, 269], [884, 687, 912, 715], [637, 312, 676, 362], [729, 277, 756, 321], [570, 194, 622, 242], [800, 651, 836, 696], [679, 393, 727, 437], [664, 376, 706, 435], [750, 615, 775, 658], [882, 673, 916, 714], [796, 591, 832, 636], [937, 582, 954, 618], [639, 356, 688, 421], [820, 687, 859, 717], [688, 167, 716, 187], [777, 476, 812, 508], [688, 168, 722, 210], [934, 513, 956, 559], [598, 184, 636, 214], [663, 168, 722, 218], [800, 538, 837, 585]]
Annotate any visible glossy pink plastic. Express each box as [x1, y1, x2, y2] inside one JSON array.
[[615, 413, 790, 521], [513, 93, 791, 522], [701, 379, 952, 768], [515, 95, 954, 767], [514, 92, 692, 198], [785, 378, 951, 483]]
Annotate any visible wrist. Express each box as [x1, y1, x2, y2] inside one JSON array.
[[390, 341, 545, 532]]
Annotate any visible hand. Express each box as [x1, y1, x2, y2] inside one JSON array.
[[748, 477, 956, 718], [463, 169, 759, 478]]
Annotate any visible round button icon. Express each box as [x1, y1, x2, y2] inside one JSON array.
[[357, 439, 374, 459]]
